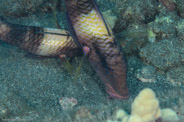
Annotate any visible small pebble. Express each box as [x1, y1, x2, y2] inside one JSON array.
[[135, 66, 156, 83], [74, 107, 93, 120], [59, 97, 77, 110]]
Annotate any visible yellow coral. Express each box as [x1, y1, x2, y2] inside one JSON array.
[[128, 115, 142, 122], [114, 109, 127, 119], [108, 88, 162, 122], [161, 108, 179, 121], [131, 88, 161, 122]]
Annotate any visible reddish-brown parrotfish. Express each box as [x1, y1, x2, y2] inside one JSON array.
[[0, 19, 80, 58], [65, 0, 129, 99]]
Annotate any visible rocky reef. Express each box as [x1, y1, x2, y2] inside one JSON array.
[[0, 0, 184, 121]]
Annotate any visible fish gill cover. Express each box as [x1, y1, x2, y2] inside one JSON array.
[[0, 0, 184, 121]]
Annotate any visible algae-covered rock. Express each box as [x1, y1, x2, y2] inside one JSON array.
[[176, 19, 184, 38], [139, 39, 184, 70], [0, 0, 44, 17], [117, 24, 148, 54], [147, 11, 179, 41], [166, 66, 184, 86], [113, 0, 158, 33], [176, 0, 184, 18]]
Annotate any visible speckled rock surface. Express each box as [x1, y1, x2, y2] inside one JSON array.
[[117, 24, 148, 54], [113, 0, 158, 33], [135, 66, 156, 83], [147, 11, 179, 41], [159, 0, 176, 11], [139, 39, 184, 70], [176, 0, 184, 18], [176, 19, 184, 38], [0, 0, 44, 17], [166, 66, 184, 86]]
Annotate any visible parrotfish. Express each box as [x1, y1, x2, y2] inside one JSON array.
[[65, 0, 129, 99], [0, 0, 129, 99], [0, 20, 80, 57]]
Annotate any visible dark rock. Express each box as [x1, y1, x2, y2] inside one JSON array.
[[160, 0, 176, 11], [176, 0, 184, 18], [113, 0, 158, 33]]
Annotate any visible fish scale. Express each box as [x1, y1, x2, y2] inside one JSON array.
[[65, 0, 129, 99], [75, 10, 109, 38]]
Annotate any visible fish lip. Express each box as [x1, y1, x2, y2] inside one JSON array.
[[105, 83, 129, 99]]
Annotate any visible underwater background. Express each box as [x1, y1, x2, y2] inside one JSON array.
[[0, 0, 184, 121]]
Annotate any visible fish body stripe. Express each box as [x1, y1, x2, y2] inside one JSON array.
[[36, 28, 76, 56]]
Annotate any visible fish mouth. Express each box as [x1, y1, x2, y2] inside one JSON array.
[[87, 48, 129, 100], [105, 83, 129, 99]]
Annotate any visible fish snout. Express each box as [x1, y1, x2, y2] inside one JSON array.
[[105, 83, 129, 99]]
